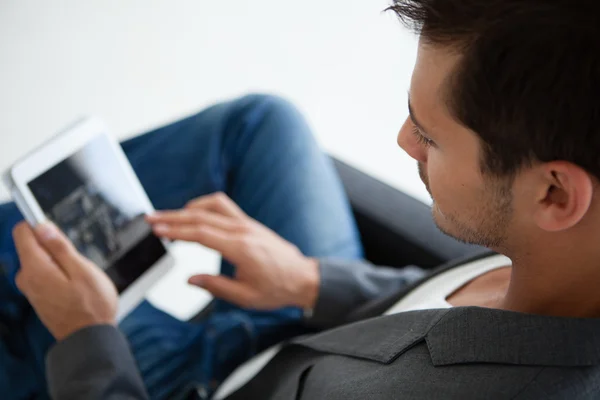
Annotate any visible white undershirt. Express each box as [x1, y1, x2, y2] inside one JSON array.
[[384, 254, 511, 314], [213, 254, 512, 399]]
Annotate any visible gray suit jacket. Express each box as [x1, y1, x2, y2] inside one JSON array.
[[46, 253, 600, 399]]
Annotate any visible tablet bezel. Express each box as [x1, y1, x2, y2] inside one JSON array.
[[8, 117, 174, 320]]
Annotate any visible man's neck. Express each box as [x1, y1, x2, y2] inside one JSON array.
[[499, 240, 600, 318]]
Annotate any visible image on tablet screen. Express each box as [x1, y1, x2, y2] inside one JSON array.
[[27, 135, 152, 270]]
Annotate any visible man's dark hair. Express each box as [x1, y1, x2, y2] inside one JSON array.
[[389, 0, 600, 178]]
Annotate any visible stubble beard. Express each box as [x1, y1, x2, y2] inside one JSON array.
[[418, 162, 513, 249]]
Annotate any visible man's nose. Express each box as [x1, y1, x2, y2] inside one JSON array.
[[397, 118, 427, 163]]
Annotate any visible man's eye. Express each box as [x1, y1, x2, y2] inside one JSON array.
[[411, 126, 434, 147]]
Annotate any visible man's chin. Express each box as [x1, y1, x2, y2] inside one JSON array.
[[431, 202, 445, 224], [430, 204, 469, 244], [430, 203, 448, 233], [431, 204, 505, 249], [430, 204, 442, 224]]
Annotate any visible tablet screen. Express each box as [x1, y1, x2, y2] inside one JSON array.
[[27, 134, 166, 293]]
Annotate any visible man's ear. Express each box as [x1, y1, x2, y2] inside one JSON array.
[[533, 161, 594, 232]]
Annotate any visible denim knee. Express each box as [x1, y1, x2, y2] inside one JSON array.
[[224, 93, 317, 153], [234, 93, 299, 119]]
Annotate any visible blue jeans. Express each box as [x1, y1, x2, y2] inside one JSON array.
[[0, 94, 364, 399]]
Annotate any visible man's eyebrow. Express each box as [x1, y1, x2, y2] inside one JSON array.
[[407, 96, 430, 136]]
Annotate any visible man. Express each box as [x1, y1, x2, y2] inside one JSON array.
[[7, 0, 600, 398]]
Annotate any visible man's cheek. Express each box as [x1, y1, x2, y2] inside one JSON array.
[[426, 168, 442, 199], [427, 172, 453, 213]]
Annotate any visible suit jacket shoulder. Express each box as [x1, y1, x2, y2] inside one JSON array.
[[227, 307, 600, 399]]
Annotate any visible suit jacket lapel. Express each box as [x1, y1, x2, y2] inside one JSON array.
[[293, 309, 450, 364]]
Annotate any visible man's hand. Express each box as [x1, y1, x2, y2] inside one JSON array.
[[13, 222, 118, 341], [146, 192, 320, 310]]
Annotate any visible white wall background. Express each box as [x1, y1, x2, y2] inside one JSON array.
[[0, 0, 431, 317], [0, 0, 429, 203]]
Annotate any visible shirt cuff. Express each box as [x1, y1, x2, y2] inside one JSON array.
[[303, 258, 428, 330], [304, 259, 365, 329]]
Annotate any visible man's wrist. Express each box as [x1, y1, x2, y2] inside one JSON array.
[[294, 257, 320, 310]]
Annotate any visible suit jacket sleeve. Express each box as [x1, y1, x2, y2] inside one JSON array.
[[46, 324, 149, 400], [306, 259, 427, 329]]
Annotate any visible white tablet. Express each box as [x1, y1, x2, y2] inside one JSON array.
[[4, 117, 174, 321]]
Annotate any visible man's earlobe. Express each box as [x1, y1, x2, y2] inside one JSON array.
[[534, 163, 593, 232]]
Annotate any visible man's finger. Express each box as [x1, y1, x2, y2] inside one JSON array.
[[34, 222, 87, 277], [188, 274, 259, 308], [12, 222, 68, 286], [153, 224, 241, 261], [146, 209, 239, 231], [186, 192, 245, 219], [13, 222, 52, 266]]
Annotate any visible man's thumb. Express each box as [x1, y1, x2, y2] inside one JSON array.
[[188, 274, 256, 308]]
